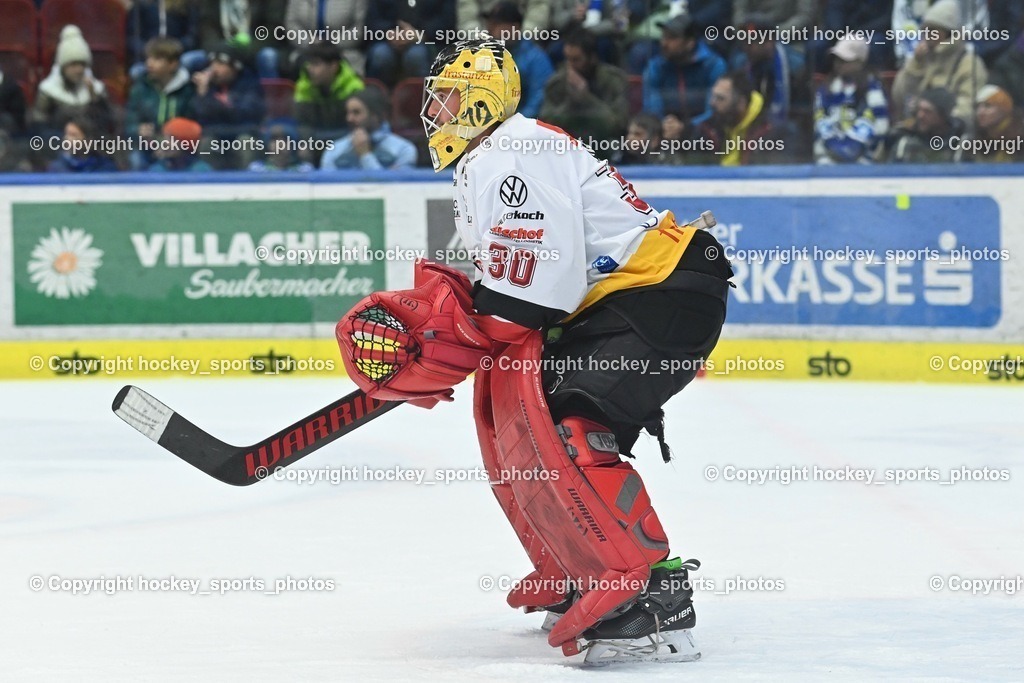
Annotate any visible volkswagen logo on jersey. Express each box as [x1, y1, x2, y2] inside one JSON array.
[[499, 176, 528, 207], [592, 255, 619, 274]]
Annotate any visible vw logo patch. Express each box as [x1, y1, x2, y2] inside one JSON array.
[[499, 176, 528, 207]]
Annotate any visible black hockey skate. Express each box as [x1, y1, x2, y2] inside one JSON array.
[[579, 558, 701, 665]]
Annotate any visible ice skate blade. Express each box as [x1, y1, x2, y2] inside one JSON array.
[[540, 611, 561, 632], [582, 629, 700, 666]]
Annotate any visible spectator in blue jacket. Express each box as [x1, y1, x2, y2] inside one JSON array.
[[320, 88, 417, 170], [485, 1, 555, 118], [642, 13, 727, 123], [47, 116, 117, 173], [626, 0, 733, 74], [191, 43, 265, 141]]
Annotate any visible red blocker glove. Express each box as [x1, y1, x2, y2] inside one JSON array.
[[337, 261, 495, 408]]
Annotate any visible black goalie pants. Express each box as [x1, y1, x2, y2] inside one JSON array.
[[542, 230, 733, 459]]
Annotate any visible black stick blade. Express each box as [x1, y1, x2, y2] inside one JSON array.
[[112, 385, 401, 486], [113, 385, 242, 484]]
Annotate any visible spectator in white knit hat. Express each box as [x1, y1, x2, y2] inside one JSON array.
[[30, 25, 112, 137], [891, 0, 987, 129]]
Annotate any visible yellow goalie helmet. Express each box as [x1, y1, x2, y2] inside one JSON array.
[[421, 35, 521, 171]]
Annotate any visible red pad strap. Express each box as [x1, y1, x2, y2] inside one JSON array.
[[415, 259, 534, 344]]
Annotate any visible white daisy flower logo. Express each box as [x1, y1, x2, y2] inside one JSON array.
[[27, 227, 104, 299]]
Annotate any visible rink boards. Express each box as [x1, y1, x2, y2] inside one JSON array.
[[0, 337, 1021, 384], [0, 165, 1021, 383]]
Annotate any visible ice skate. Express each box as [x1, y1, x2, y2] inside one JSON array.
[[579, 559, 701, 665]]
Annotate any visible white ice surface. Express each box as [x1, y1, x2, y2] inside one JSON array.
[[2, 378, 1022, 681]]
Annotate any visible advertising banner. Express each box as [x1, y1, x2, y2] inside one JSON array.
[[12, 199, 385, 325], [653, 196, 1003, 328]]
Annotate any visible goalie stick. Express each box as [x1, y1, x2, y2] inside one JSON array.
[[112, 385, 401, 486]]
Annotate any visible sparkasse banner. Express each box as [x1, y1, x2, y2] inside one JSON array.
[[651, 195, 1003, 328]]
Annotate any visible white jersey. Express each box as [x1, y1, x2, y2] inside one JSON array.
[[452, 114, 696, 326]]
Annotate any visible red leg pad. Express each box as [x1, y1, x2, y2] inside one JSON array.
[[474, 359, 569, 611], [559, 417, 670, 558], [478, 335, 671, 649]]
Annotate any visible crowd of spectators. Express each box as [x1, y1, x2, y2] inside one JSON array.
[[1, 0, 1023, 173]]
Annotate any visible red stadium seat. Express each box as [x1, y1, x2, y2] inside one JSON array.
[[362, 77, 389, 98], [0, 0, 39, 101], [0, 0, 38, 58], [260, 78, 295, 120], [627, 75, 643, 116], [39, 0, 126, 80], [390, 77, 423, 135]]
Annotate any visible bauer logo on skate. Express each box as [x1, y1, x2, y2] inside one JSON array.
[[653, 195, 1003, 328]]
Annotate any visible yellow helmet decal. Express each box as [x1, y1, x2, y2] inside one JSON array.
[[421, 37, 521, 171]]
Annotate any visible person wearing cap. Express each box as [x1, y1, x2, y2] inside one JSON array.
[[813, 38, 890, 164], [539, 29, 629, 154], [642, 12, 727, 122], [459, 0, 550, 35], [319, 88, 417, 170], [884, 86, 964, 163], [294, 42, 364, 142], [189, 1, 287, 77], [969, 85, 1023, 163], [891, 0, 987, 129], [30, 25, 112, 138], [814, 0, 892, 72], [624, 0, 732, 76], [191, 43, 265, 142], [148, 117, 213, 172], [484, 1, 554, 118], [249, 118, 316, 171]]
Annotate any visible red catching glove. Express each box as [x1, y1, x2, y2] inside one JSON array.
[[336, 260, 494, 408]]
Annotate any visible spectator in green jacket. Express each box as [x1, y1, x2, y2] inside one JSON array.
[[294, 42, 365, 142], [125, 37, 196, 169], [540, 29, 629, 155]]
